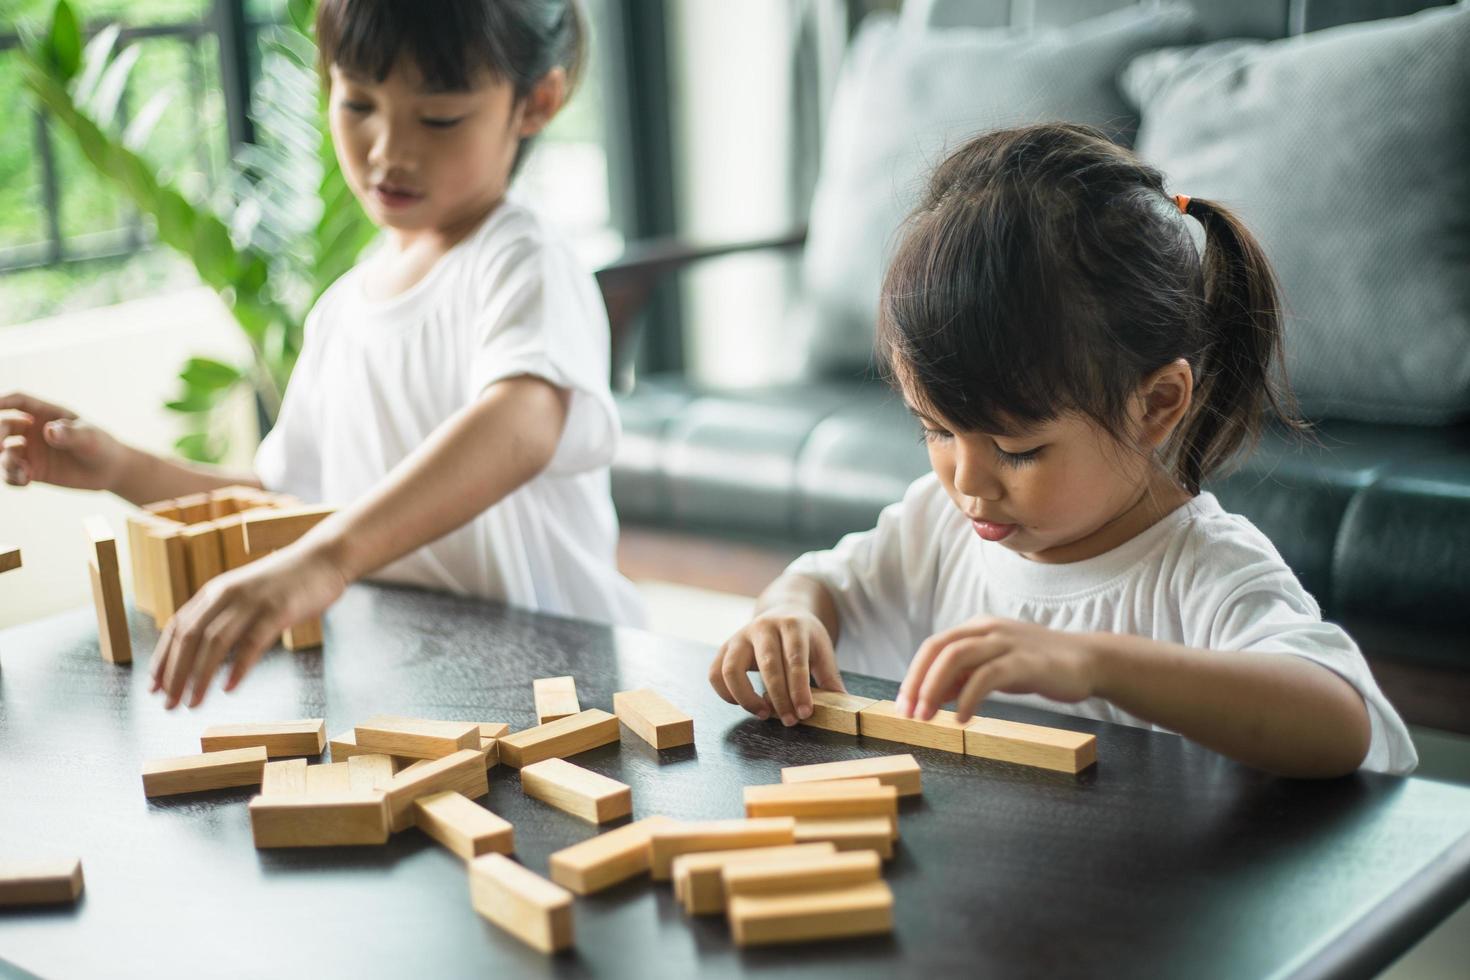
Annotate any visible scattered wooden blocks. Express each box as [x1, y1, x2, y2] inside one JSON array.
[[613, 688, 694, 749], [497, 709, 619, 769], [520, 758, 631, 824], [780, 754, 921, 797], [533, 676, 581, 725], [728, 879, 894, 946], [743, 779, 899, 837], [261, 758, 308, 795], [354, 717, 480, 761], [673, 842, 837, 915], [0, 545, 21, 575], [793, 817, 895, 859], [413, 791, 514, 860], [248, 792, 391, 847], [964, 716, 1098, 773], [469, 853, 574, 954], [328, 729, 394, 764], [648, 818, 797, 880], [480, 723, 511, 739], [801, 690, 878, 736], [858, 700, 966, 753], [380, 748, 489, 832], [305, 762, 351, 794], [723, 849, 881, 902], [142, 746, 267, 797], [200, 719, 326, 758], [478, 723, 509, 769], [347, 753, 396, 792], [0, 858, 83, 907], [84, 516, 131, 665], [547, 815, 677, 895]]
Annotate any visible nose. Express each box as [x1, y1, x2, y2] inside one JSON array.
[[952, 440, 1004, 503], [368, 118, 413, 174]]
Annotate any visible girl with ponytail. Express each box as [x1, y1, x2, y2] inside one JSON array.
[[708, 123, 1416, 777]]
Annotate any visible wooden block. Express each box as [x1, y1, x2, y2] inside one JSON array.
[[648, 817, 797, 880], [479, 737, 500, 769], [84, 516, 132, 665], [728, 880, 893, 946], [214, 511, 268, 571], [413, 791, 514, 860], [497, 709, 619, 769], [613, 688, 694, 749], [172, 491, 212, 524], [123, 516, 155, 615], [547, 815, 677, 895], [142, 746, 267, 797], [964, 716, 1098, 773], [347, 753, 396, 792], [248, 792, 390, 847], [480, 723, 511, 739], [723, 849, 881, 901], [520, 758, 631, 824], [262, 758, 308, 795], [0, 858, 83, 907], [793, 817, 895, 859], [282, 618, 323, 651], [147, 523, 190, 629], [306, 761, 351, 794], [241, 504, 336, 554], [0, 545, 20, 574], [533, 676, 581, 725], [180, 521, 224, 595], [780, 754, 921, 797], [354, 717, 480, 761], [801, 690, 877, 736], [672, 843, 836, 915], [380, 748, 489, 832], [469, 853, 574, 954], [200, 719, 326, 757], [743, 780, 899, 836], [858, 700, 967, 753], [142, 499, 181, 520]]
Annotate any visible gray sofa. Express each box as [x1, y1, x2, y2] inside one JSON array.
[[599, 0, 1470, 733]]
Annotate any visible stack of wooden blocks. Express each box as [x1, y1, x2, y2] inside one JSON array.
[[122, 486, 334, 649]]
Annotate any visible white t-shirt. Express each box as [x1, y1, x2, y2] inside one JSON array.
[[255, 196, 645, 628], [787, 473, 1418, 774]]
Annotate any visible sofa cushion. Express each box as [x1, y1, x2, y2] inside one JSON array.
[[1122, 4, 1470, 424], [798, 2, 1199, 376]]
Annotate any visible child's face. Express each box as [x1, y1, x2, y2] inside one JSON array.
[[905, 362, 1193, 564], [327, 58, 560, 237]]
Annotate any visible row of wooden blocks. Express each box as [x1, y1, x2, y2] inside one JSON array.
[[800, 689, 1098, 773], [122, 486, 335, 650], [474, 753, 922, 951]]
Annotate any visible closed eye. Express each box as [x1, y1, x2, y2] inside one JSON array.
[[995, 445, 1042, 466], [421, 116, 464, 129]]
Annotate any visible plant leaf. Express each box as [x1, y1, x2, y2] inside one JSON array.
[[180, 357, 242, 390], [46, 1, 82, 81], [88, 42, 140, 129], [73, 23, 120, 105], [123, 89, 173, 150]]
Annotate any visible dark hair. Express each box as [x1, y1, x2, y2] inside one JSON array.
[[878, 123, 1306, 495], [315, 0, 586, 170]]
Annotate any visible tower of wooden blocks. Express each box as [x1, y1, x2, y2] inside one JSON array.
[[125, 487, 333, 650]]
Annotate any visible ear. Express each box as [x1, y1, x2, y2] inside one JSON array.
[[517, 67, 566, 138], [1134, 358, 1193, 450]]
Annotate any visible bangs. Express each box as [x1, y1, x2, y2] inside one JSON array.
[[878, 195, 1112, 438], [316, 0, 506, 92]]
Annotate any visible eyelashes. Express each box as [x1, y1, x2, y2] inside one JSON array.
[[918, 428, 1043, 466]]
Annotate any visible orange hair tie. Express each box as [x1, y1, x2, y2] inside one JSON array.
[[1174, 194, 1191, 215]]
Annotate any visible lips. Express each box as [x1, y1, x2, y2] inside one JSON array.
[[970, 517, 1017, 542], [373, 182, 423, 209]]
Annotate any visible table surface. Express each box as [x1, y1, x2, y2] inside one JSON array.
[[2, 583, 1469, 980]]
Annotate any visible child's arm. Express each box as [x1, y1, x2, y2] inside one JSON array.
[[149, 375, 568, 709], [1, 392, 260, 503], [708, 573, 846, 726], [897, 618, 1372, 778]]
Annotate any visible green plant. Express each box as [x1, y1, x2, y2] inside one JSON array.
[[18, 0, 375, 461]]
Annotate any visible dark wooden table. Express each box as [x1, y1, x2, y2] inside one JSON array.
[[2, 583, 1469, 980]]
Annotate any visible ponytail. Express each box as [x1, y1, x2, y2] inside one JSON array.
[[1171, 197, 1307, 495]]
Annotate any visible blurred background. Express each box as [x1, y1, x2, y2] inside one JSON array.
[[0, 2, 1466, 973]]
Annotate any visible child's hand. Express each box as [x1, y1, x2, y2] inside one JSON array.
[[896, 617, 1101, 725], [709, 606, 846, 726], [149, 541, 348, 709], [1, 393, 125, 491]]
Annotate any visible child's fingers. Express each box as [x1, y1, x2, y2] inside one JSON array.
[[719, 637, 770, 719], [916, 635, 1004, 720], [808, 625, 846, 694], [1, 435, 29, 486], [954, 656, 1026, 725], [222, 619, 284, 691], [708, 644, 739, 705], [160, 602, 211, 710], [187, 607, 254, 708], [149, 619, 176, 692], [897, 629, 953, 718], [752, 628, 798, 726], [780, 622, 814, 719]]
